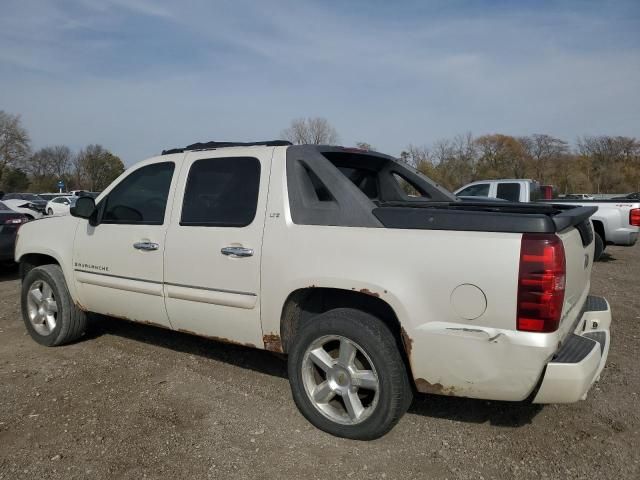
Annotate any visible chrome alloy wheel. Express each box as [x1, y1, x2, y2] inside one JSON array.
[[301, 335, 380, 425], [26, 280, 58, 336]]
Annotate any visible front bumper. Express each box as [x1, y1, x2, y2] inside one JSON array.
[[532, 295, 611, 403]]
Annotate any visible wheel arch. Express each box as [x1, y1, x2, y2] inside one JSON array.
[[19, 253, 61, 280], [592, 219, 606, 243], [275, 287, 414, 378]]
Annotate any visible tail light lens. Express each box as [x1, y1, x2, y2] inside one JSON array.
[[630, 208, 640, 227], [517, 234, 566, 332], [4, 216, 28, 225]]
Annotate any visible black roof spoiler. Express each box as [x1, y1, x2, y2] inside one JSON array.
[[162, 140, 292, 155], [551, 205, 598, 232]]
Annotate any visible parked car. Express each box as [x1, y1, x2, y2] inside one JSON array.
[[612, 192, 640, 201], [39, 193, 64, 201], [1, 193, 47, 212], [15, 141, 611, 440], [1, 193, 46, 219], [454, 179, 640, 260], [564, 193, 595, 200], [69, 190, 92, 197], [46, 196, 76, 216], [0, 201, 28, 265]]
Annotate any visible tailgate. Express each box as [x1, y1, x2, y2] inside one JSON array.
[[556, 221, 595, 335]]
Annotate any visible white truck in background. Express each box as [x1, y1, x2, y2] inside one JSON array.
[[455, 179, 640, 260]]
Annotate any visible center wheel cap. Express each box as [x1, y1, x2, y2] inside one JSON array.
[[329, 366, 351, 390]]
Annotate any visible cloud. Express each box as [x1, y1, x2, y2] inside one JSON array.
[[1, 0, 638, 164]]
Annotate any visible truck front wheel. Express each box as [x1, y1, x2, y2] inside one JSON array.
[[287, 308, 412, 440], [21, 264, 87, 346]]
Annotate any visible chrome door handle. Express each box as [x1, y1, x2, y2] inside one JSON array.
[[221, 246, 254, 258], [133, 241, 159, 251]]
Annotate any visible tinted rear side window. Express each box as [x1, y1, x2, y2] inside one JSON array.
[[102, 162, 175, 225], [181, 157, 260, 227], [496, 183, 521, 202]]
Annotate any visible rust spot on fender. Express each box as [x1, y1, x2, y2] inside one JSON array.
[[263, 333, 283, 353], [359, 288, 380, 298], [415, 378, 457, 396], [74, 300, 87, 312], [400, 327, 413, 358]]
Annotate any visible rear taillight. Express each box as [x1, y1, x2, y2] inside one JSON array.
[[4, 217, 28, 225], [517, 233, 566, 333], [630, 208, 640, 227]]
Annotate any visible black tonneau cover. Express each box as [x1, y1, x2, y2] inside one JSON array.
[[373, 202, 598, 234]]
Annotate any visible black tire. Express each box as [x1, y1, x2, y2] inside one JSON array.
[[21, 264, 87, 346], [288, 308, 412, 440], [47, 208, 53, 216], [594, 232, 604, 261]]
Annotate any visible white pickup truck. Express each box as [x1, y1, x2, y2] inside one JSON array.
[[15, 142, 611, 440], [455, 179, 640, 260]]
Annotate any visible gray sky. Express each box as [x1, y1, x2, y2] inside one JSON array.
[[1, 0, 639, 165]]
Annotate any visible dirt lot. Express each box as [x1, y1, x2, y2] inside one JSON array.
[[1, 245, 639, 480]]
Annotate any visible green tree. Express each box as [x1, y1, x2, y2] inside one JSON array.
[[1, 167, 30, 192]]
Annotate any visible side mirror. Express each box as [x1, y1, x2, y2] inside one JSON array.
[[70, 196, 96, 220]]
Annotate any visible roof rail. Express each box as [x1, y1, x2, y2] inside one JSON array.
[[161, 140, 292, 155]]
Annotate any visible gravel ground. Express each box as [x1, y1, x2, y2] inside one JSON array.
[[0, 244, 639, 479]]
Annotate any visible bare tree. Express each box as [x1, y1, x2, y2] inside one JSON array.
[[355, 142, 374, 151], [281, 117, 340, 145], [0, 110, 30, 171], [28, 146, 72, 178], [27, 146, 73, 191], [75, 145, 125, 191], [519, 134, 568, 184]]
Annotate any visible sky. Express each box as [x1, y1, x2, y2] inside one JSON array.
[[1, 0, 639, 165]]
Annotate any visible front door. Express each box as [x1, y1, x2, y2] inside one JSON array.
[[73, 160, 178, 327], [163, 149, 272, 346]]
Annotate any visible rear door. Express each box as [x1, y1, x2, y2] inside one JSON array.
[[495, 182, 522, 202], [163, 149, 272, 346]]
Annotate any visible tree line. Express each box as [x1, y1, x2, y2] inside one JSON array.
[[0, 110, 124, 193], [283, 117, 640, 194], [3, 111, 637, 195]]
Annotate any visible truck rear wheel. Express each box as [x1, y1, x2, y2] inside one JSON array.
[[594, 232, 604, 261], [21, 264, 87, 346], [287, 308, 412, 440]]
